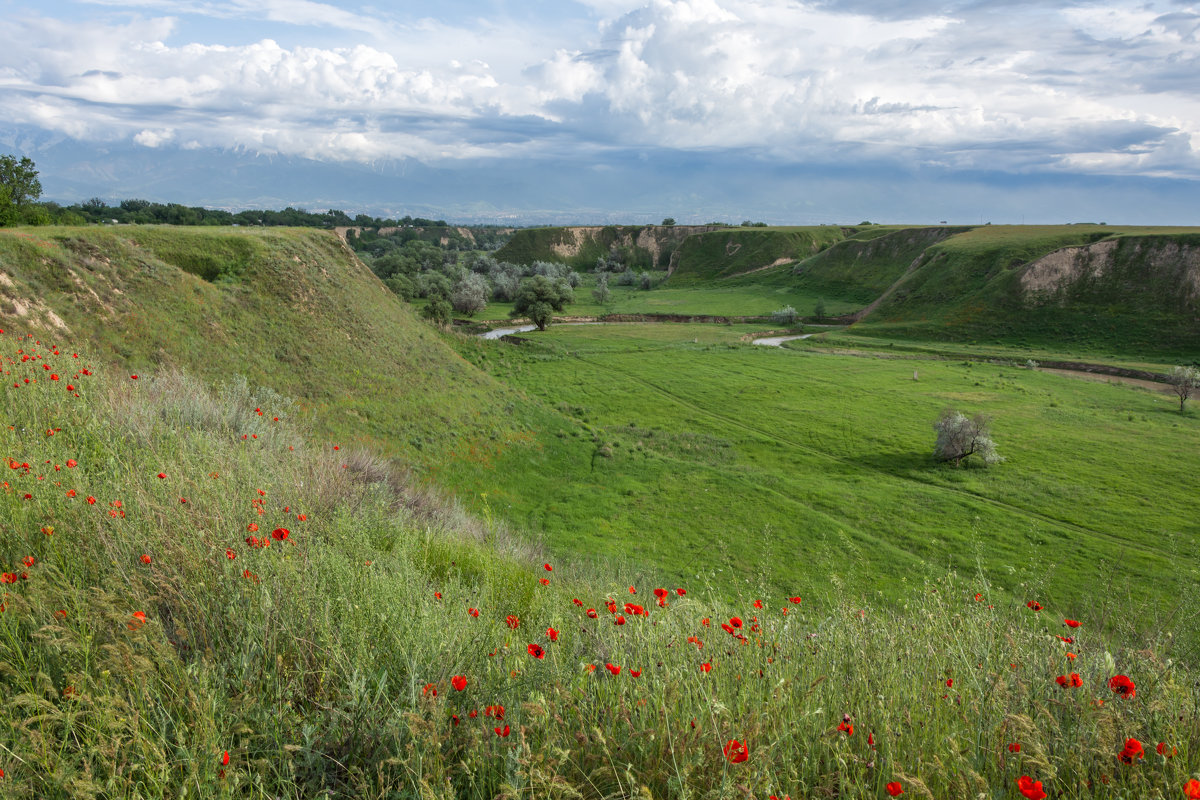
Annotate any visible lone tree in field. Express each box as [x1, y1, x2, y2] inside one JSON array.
[[511, 275, 573, 331], [1167, 365, 1200, 412], [592, 273, 612, 306], [933, 409, 1002, 467], [0, 154, 42, 226]]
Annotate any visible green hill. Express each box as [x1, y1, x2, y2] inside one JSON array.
[[494, 224, 724, 270], [661, 226, 847, 285], [0, 225, 532, 457]]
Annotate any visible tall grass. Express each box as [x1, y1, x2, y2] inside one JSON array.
[[1, 332, 1198, 798]]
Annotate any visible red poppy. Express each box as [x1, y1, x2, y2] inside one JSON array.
[[451, 675, 467, 691], [271, 528, 289, 541], [485, 704, 505, 719], [505, 615, 519, 629], [653, 588, 667, 599], [1016, 776, 1047, 800], [700, 662, 712, 673], [1026, 600, 1042, 611], [139, 554, 152, 564], [605, 663, 621, 676], [723, 739, 749, 764], [572, 598, 583, 606], [130, 375, 138, 380], [422, 683, 438, 697], [837, 721, 853, 736], [1186, 780, 1200, 799], [1156, 741, 1176, 757], [1008, 743, 1021, 753], [546, 627, 559, 642], [945, 679, 953, 688], [788, 596, 802, 604], [22, 556, 34, 567], [494, 725, 510, 737], [66, 459, 77, 468], [1118, 737, 1143, 763], [676, 588, 686, 596], [157, 472, 166, 479], [225, 549, 236, 560], [527, 643, 545, 659], [87, 496, 96, 504], [468, 607, 480, 617], [1064, 619, 1081, 628], [729, 617, 743, 628], [886, 783, 904, 797], [586, 608, 598, 619], [629, 669, 641, 677], [434, 591, 442, 600], [543, 563, 552, 571], [614, 615, 626, 626], [1108, 674, 1136, 698], [539, 578, 549, 586], [221, 750, 229, 766], [628, 586, 636, 594], [753, 599, 762, 609]]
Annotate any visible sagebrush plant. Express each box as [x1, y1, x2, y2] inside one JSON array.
[[1, 331, 1198, 799]]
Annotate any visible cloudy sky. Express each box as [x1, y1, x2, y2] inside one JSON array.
[[1, 0, 1198, 223]]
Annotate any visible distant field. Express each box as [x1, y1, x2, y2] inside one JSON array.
[[447, 322, 1200, 633]]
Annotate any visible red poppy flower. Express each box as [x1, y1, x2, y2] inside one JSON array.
[[723, 739, 748, 763], [1016, 776, 1047, 800], [1026, 600, 1042, 611], [629, 668, 641, 677], [1156, 741, 1176, 757], [494, 725, 510, 737], [546, 627, 559, 642], [605, 663, 621, 676], [543, 563, 552, 571], [485, 704, 505, 719], [247, 523, 258, 532], [1118, 737, 1144, 763], [527, 643, 545, 659], [87, 496, 96, 504], [729, 617, 743, 628], [434, 591, 442, 600], [271, 527, 289, 541], [139, 554, 152, 564], [945, 679, 953, 688], [586, 608, 598, 619], [538, 578, 549, 586], [753, 599, 763, 609], [837, 721, 854, 736], [700, 662, 712, 673], [157, 472, 166, 479], [1064, 619, 1081, 628], [1108, 674, 1136, 698], [422, 682, 438, 697], [468, 607, 480, 617], [676, 588, 686, 596], [130, 375, 138, 380], [789, 596, 802, 604], [614, 615, 626, 626], [451, 675, 467, 691], [1008, 743, 1021, 753], [505, 615, 519, 629], [653, 588, 668, 599], [226, 549, 236, 560], [221, 750, 229, 766], [886, 783, 904, 797], [22, 556, 34, 567], [628, 586, 636, 594], [572, 598, 583, 606], [66, 459, 77, 468], [1186, 780, 1200, 799]]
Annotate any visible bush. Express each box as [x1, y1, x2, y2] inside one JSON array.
[[933, 409, 1002, 466], [450, 273, 489, 316], [421, 296, 452, 325], [771, 306, 799, 325], [511, 275, 573, 331], [592, 274, 611, 305]]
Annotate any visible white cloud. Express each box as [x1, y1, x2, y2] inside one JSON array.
[[0, 0, 1197, 178]]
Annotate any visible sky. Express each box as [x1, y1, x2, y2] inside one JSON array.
[[1, 0, 1198, 224]]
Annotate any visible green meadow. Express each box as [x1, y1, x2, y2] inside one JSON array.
[[447, 322, 1200, 639]]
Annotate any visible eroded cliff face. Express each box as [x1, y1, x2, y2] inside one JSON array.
[[497, 225, 724, 269], [1021, 237, 1200, 308]]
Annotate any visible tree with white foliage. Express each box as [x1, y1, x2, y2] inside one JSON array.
[[933, 409, 1002, 467]]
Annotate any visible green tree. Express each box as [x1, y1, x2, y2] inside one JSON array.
[[661, 217, 676, 226], [592, 273, 611, 306], [1167, 365, 1200, 412], [0, 155, 42, 227], [421, 296, 452, 326], [511, 275, 573, 331]]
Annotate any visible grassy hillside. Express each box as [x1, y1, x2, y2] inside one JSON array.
[[2, 337, 1196, 798], [0, 226, 546, 459], [665, 227, 847, 285], [851, 226, 1200, 358]]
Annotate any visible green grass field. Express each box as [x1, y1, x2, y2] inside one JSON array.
[[447, 322, 1200, 641]]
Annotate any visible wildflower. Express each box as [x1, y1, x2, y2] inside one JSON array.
[[130, 375, 138, 380], [544, 563, 552, 571], [676, 588, 686, 596], [886, 783, 904, 797], [1108, 674, 1136, 698], [506, 615, 519, 629], [423, 683, 438, 697], [1156, 741, 1176, 757], [494, 725, 510, 737], [614, 615, 626, 626], [1008, 743, 1021, 753], [21, 556, 34, 567], [1016, 776, 1047, 800], [539, 578, 549, 586], [1026, 600, 1042, 611], [700, 662, 712, 672], [247, 523, 258, 532], [221, 750, 229, 766], [586, 608, 598, 619], [66, 459, 76, 468], [1118, 737, 1143, 764], [837, 720, 854, 736], [753, 599, 763, 609], [974, 593, 983, 601], [789, 596, 802, 604], [87, 496, 96, 504], [527, 643, 545, 659], [729, 616, 743, 628], [271, 527, 289, 541], [451, 675, 467, 691], [157, 472, 166, 479], [468, 607, 480, 617], [945, 679, 953, 688], [605, 663, 621, 676], [1186, 779, 1200, 799], [485, 704, 505, 719], [572, 598, 583, 606], [546, 627, 559, 642], [225, 549, 236, 560], [139, 554, 152, 565], [434, 591, 442, 600], [723, 739, 749, 763], [1064, 619, 1081, 628], [628, 586, 636, 594], [629, 668, 642, 677]]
